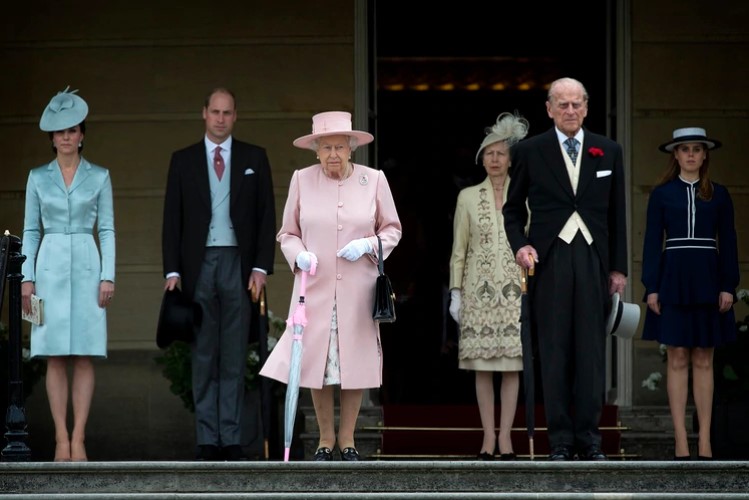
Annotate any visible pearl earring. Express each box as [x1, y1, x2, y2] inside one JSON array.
[[79, 142, 82, 147]]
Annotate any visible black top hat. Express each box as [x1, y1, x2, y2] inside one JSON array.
[[156, 287, 201, 349]]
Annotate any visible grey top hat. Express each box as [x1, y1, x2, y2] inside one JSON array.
[[606, 292, 641, 339], [39, 86, 89, 132], [658, 127, 721, 153]]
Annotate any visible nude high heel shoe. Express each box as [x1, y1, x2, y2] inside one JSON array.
[[71, 441, 88, 462], [54, 441, 71, 462]]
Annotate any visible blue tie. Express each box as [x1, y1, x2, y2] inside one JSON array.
[[564, 138, 579, 165]]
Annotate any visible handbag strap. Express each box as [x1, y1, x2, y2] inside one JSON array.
[[377, 236, 384, 276]]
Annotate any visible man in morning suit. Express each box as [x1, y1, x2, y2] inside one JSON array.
[[162, 87, 276, 461], [503, 77, 628, 461]]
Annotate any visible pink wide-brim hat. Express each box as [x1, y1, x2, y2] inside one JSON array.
[[293, 111, 374, 150]]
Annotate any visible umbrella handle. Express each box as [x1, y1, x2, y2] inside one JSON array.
[[298, 258, 317, 297], [526, 254, 535, 276], [300, 270, 307, 297]]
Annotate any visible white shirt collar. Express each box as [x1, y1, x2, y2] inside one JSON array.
[[205, 135, 232, 154], [555, 128, 584, 147]]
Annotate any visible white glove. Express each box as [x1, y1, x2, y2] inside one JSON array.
[[336, 238, 373, 262], [295, 251, 317, 272], [449, 288, 461, 324]]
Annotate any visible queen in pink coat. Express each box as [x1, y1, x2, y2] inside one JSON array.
[[260, 111, 401, 462]]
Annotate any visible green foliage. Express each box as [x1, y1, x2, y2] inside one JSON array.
[[722, 364, 739, 382], [154, 309, 287, 413], [154, 340, 194, 412]]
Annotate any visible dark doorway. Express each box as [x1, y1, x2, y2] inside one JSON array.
[[374, 2, 613, 405]]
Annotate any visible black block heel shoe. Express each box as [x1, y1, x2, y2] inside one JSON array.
[[477, 452, 495, 461], [500, 453, 517, 461], [313, 447, 334, 461], [340, 447, 361, 461]]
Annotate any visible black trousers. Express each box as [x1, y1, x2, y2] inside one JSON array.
[[533, 233, 607, 450]]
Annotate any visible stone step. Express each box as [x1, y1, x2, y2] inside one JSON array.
[[3, 494, 749, 500], [618, 406, 697, 461], [1, 461, 748, 499]]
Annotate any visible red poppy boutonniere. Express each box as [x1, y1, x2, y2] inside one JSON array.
[[588, 147, 604, 158]]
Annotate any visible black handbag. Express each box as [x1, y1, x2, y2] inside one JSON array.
[[373, 236, 396, 323]]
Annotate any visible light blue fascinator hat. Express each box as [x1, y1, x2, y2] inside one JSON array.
[[39, 86, 89, 132]]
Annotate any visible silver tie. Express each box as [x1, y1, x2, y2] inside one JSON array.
[[564, 137, 579, 165]]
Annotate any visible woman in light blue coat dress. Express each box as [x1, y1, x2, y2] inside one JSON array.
[[21, 88, 115, 462]]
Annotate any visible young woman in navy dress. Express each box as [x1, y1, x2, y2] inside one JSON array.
[[641, 127, 739, 460]]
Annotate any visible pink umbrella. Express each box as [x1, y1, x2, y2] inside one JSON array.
[[283, 258, 317, 462]]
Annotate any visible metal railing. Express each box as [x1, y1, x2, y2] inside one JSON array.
[[1, 230, 31, 461]]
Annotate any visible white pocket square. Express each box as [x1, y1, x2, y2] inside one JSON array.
[[244, 168, 255, 175], [596, 170, 612, 178]]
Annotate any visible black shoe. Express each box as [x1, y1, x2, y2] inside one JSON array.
[[222, 445, 248, 461], [313, 447, 334, 461], [548, 446, 573, 461], [477, 451, 495, 461], [195, 445, 221, 461], [674, 455, 691, 461], [579, 446, 607, 461], [340, 447, 361, 461], [499, 453, 517, 461], [697, 456, 713, 461]]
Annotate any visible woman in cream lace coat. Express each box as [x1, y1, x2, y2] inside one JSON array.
[[449, 112, 528, 460]]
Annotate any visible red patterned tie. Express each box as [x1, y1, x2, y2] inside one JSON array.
[[213, 147, 225, 181]]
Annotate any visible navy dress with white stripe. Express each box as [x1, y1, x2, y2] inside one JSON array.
[[641, 177, 739, 347]]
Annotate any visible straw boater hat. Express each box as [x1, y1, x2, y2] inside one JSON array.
[[475, 111, 529, 164], [39, 86, 89, 132], [658, 127, 722, 153], [292, 111, 374, 150], [606, 292, 641, 339]]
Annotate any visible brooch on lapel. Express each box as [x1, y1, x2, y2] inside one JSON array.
[[359, 174, 368, 186]]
